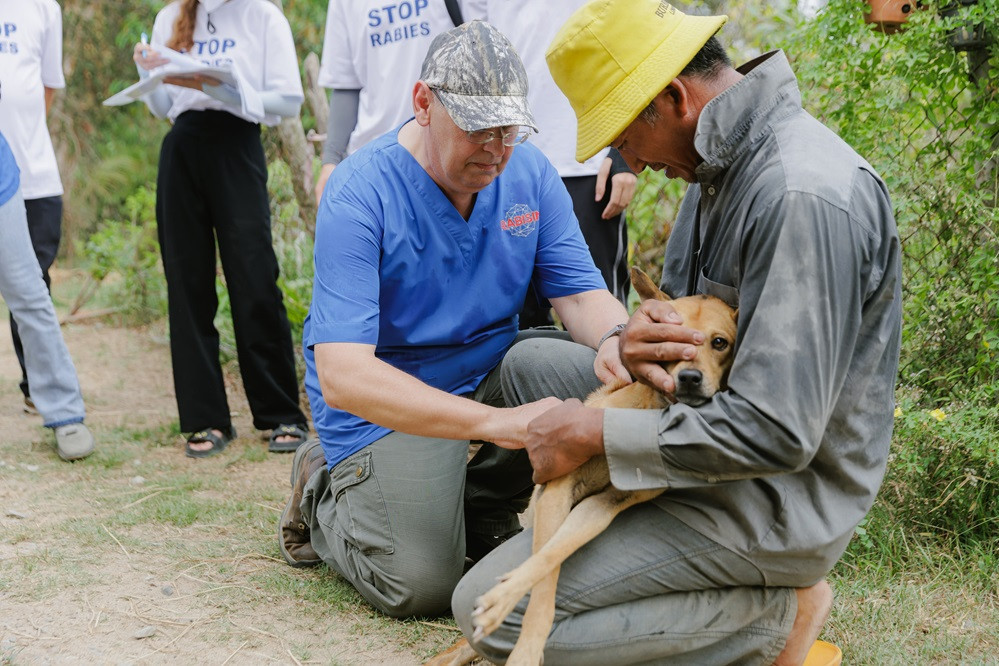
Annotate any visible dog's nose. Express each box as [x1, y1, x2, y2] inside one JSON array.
[[677, 369, 702, 388]]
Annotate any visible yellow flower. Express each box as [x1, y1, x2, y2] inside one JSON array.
[[930, 408, 947, 421], [894, 406, 902, 418]]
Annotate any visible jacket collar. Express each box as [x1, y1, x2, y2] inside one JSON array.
[[693, 50, 803, 181]]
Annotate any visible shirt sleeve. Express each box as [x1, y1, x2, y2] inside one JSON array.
[[532, 157, 608, 299], [605, 190, 874, 491], [322, 88, 360, 165], [151, 10, 171, 54], [607, 148, 632, 178], [318, 0, 361, 89], [306, 176, 383, 348], [40, 1, 66, 89], [263, 8, 304, 99]]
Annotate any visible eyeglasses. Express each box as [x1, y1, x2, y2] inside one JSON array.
[[465, 127, 531, 147], [429, 88, 531, 146]]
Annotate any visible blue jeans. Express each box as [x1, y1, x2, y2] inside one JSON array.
[[9, 195, 62, 397], [0, 188, 85, 428]]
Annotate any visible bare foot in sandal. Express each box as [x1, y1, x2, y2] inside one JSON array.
[[185, 427, 235, 458], [269, 423, 308, 453]]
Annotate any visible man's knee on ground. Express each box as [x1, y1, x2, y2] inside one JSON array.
[[363, 553, 465, 619]]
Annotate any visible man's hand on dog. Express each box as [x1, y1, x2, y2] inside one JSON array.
[[620, 300, 705, 395], [595, 336, 632, 385], [486, 397, 564, 450], [524, 399, 604, 484]]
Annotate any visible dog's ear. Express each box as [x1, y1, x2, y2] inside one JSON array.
[[630, 267, 671, 302]]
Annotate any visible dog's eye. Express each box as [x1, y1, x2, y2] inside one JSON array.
[[711, 337, 729, 351]]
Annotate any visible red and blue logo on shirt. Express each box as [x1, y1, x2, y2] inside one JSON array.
[[500, 204, 540, 237]]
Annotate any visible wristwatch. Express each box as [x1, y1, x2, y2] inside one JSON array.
[[597, 323, 627, 348]]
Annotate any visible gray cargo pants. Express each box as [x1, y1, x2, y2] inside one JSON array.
[[451, 336, 796, 665], [301, 330, 571, 618]]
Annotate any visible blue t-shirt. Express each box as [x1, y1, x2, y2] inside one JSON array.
[[304, 126, 606, 468], [0, 132, 21, 207]]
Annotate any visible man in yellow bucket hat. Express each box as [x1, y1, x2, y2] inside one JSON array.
[[451, 1, 900, 664]]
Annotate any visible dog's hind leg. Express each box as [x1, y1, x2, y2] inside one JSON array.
[[473, 485, 664, 642]]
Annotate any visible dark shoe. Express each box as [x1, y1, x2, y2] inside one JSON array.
[[465, 526, 523, 565], [23, 396, 38, 415], [268, 423, 309, 453], [278, 438, 326, 568], [185, 426, 235, 459]]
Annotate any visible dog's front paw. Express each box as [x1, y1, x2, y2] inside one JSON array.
[[471, 575, 524, 639]]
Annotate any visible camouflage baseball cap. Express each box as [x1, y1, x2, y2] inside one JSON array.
[[420, 20, 538, 134]]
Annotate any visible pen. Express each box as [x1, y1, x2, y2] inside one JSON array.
[[141, 32, 148, 58]]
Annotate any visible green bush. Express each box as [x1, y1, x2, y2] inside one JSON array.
[[884, 398, 998, 542], [784, 0, 999, 406], [80, 185, 167, 323], [267, 158, 315, 344]]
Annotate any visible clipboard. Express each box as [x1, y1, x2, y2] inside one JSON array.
[[103, 45, 264, 121]]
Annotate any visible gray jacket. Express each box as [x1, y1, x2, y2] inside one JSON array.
[[603, 51, 902, 585]]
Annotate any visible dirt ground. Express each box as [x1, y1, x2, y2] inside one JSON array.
[[0, 271, 453, 665]]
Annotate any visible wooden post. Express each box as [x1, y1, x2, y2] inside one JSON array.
[[267, 0, 318, 230], [305, 52, 330, 136]]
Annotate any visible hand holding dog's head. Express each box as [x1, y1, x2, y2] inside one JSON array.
[[621, 268, 737, 403]]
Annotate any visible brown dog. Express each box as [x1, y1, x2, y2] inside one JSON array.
[[426, 268, 738, 666]]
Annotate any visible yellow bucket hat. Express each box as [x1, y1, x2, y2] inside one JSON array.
[[546, 0, 727, 162]]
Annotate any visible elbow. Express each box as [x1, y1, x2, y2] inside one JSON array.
[[320, 380, 350, 411], [774, 434, 819, 474]]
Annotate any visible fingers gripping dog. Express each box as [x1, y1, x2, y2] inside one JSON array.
[[426, 267, 738, 666]]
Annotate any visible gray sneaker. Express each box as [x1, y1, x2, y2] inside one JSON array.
[[54, 423, 96, 461]]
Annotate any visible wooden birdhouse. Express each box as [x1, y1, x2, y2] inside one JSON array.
[[864, 0, 924, 34]]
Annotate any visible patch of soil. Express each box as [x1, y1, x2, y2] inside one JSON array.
[[0, 272, 449, 664]]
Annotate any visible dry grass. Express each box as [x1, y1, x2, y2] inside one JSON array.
[[0, 272, 456, 665], [2, 271, 998, 664]]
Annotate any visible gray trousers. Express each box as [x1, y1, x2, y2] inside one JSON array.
[[301, 330, 571, 618], [451, 337, 796, 665]]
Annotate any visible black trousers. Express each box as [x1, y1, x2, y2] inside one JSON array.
[[156, 110, 306, 433], [9, 195, 63, 398], [518, 174, 630, 329]]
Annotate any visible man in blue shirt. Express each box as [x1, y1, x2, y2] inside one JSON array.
[[278, 20, 631, 618]]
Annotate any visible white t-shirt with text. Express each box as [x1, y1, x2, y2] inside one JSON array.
[[151, 0, 303, 126], [318, 0, 456, 155], [0, 0, 65, 199]]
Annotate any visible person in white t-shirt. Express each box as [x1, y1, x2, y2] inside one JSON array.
[[463, 1, 638, 328], [0, 0, 71, 408], [131, 0, 308, 458], [312, 0, 461, 205]]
